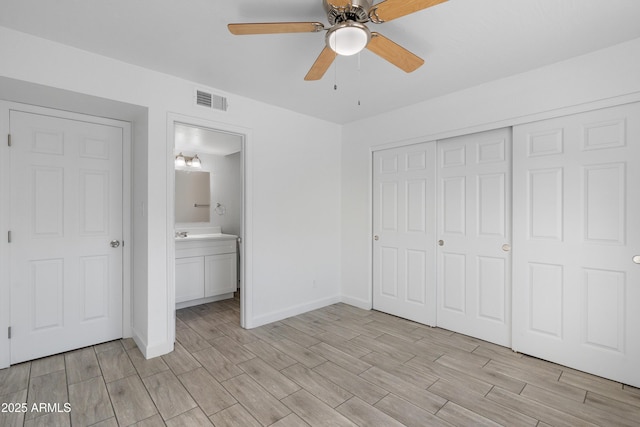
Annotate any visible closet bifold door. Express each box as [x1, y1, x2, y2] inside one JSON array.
[[372, 142, 437, 326], [436, 128, 512, 347], [512, 102, 640, 387]]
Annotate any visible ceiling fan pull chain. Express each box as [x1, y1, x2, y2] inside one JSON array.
[[357, 51, 361, 106], [334, 48, 338, 90]]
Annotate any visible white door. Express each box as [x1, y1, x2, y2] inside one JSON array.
[[10, 108, 124, 364], [436, 128, 512, 346], [372, 142, 437, 325], [512, 103, 640, 387]]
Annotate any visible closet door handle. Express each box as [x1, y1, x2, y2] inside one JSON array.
[[374, 235, 379, 241], [502, 244, 511, 252], [633, 255, 640, 264], [438, 240, 444, 246]]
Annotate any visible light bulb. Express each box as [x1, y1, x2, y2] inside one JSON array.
[[175, 152, 186, 167]]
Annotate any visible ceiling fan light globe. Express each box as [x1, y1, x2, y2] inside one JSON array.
[[326, 21, 370, 56]]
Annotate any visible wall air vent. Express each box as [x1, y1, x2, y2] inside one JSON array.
[[194, 88, 228, 111]]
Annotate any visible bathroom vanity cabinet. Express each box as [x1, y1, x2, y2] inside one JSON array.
[[175, 234, 237, 308]]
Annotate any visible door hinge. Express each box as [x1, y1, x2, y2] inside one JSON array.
[[7, 230, 11, 243], [7, 134, 11, 147], [7, 327, 11, 339]]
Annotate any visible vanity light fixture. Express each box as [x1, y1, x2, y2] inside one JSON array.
[[175, 152, 202, 168], [189, 154, 202, 168], [175, 152, 186, 167]]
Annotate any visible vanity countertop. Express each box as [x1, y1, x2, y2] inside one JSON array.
[[175, 226, 237, 242], [175, 233, 237, 242]]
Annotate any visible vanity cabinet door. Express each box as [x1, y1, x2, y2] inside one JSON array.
[[176, 257, 205, 303], [204, 253, 237, 297]]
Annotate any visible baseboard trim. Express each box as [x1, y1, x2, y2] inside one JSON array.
[[176, 293, 234, 310], [144, 341, 174, 359], [131, 328, 174, 360], [340, 295, 372, 310], [248, 295, 341, 329]]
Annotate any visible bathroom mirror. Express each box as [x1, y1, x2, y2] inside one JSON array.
[[175, 170, 210, 223]]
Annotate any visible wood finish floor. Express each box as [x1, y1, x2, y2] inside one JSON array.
[[1, 295, 640, 426]]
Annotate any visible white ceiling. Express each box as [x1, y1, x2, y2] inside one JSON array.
[[175, 123, 242, 156], [1, 0, 639, 124]]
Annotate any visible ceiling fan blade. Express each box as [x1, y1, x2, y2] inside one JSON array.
[[371, 0, 447, 23], [305, 47, 336, 81], [366, 32, 424, 73], [228, 22, 324, 35]]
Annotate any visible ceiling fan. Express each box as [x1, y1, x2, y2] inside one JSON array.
[[228, 0, 447, 81]]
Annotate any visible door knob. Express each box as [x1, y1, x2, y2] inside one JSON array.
[[374, 235, 379, 241], [634, 255, 640, 264], [438, 240, 444, 246], [502, 244, 511, 252], [110, 240, 121, 248]]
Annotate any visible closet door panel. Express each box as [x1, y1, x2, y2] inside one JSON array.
[[372, 142, 437, 325], [436, 128, 512, 347], [512, 102, 640, 387]]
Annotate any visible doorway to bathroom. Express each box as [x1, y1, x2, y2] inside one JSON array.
[[167, 115, 250, 335]]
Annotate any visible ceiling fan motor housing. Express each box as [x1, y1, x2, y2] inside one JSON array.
[[324, 0, 373, 25]]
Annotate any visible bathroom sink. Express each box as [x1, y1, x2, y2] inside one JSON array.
[[175, 226, 236, 241], [175, 233, 237, 241]]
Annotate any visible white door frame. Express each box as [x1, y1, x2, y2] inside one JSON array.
[[166, 113, 253, 337], [0, 101, 132, 368]]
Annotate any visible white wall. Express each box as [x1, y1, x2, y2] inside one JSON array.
[[341, 37, 640, 308], [0, 26, 342, 358]]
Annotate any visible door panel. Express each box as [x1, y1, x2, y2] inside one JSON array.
[[80, 255, 110, 321], [583, 163, 625, 243], [528, 262, 563, 337], [437, 128, 512, 346], [372, 142, 436, 325], [512, 102, 640, 387], [477, 256, 506, 322], [406, 249, 427, 304], [528, 168, 563, 240], [380, 247, 398, 297], [381, 182, 398, 231], [478, 174, 506, 237], [10, 109, 123, 364], [30, 258, 64, 330], [442, 253, 466, 312], [441, 177, 466, 235]]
